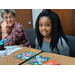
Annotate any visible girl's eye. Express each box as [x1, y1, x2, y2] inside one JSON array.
[[46, 24, 49, 26], [39, 24, 42, 26]]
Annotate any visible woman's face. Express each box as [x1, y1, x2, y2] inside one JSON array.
[[39, 16, 52, 38], [3, 13, 15, 27]]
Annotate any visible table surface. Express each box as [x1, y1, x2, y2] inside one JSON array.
[[36, 52, 75, 65], [23, 52, 75, 65], [0, 46, 41, 65], [0, 46, 75, 65]]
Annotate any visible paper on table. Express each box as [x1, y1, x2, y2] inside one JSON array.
[[5, 46, 22, 55]]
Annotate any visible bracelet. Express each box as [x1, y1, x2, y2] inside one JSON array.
[[2, 32, 7, 33]]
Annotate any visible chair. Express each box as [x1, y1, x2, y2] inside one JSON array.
[[24, 28, 36, 48], [66, 35, 75, 57]]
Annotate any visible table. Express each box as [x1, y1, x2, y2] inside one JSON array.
[[23, 52, 75, 65], [1, 46, 75, 65], [41, 52, 75, 65], [0, 46, 41, 65]]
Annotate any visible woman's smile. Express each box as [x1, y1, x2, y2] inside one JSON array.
[[7, 21, 12, 26]]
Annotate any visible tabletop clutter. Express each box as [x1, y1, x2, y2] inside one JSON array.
[[0, 38, 75, 65], [0, 39, 59, 65], [0, 39, 7, 57], [0, 39, 22, 57]]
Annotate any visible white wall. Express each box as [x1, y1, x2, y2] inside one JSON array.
[[0, 9, 3, 22], [32, 9, 43, 28]]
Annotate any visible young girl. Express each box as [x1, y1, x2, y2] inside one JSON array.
[[35, 9, 70, 56]]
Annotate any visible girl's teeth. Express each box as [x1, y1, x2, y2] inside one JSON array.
[[43, 32, 47, 34]]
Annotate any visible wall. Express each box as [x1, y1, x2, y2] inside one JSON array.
[[0, 9, 2, 22], [32, 9, 43, 28]]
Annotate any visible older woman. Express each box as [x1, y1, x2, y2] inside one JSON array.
[[0, 9, 31, 47]]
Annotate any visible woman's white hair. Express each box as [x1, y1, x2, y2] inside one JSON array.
[[1, 9, 15, 18]]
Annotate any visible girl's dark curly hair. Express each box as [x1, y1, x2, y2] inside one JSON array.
[[35, 9, 68, 51]]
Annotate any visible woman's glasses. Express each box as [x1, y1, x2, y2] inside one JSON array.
[[3, 16, 14, 20]]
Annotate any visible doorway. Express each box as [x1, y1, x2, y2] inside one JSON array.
[[15, 9, 33, 29]]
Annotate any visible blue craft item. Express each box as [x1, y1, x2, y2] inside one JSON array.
[[0, 39, 7, 45], [0, 43, 3, 45], [1, 39, 7, 43], [0, 39, 7, 50]]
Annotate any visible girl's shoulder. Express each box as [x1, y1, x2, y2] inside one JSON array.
[[57, 37, 70, 56], [58, 37, 68, 46], [35, 38, 39, 44]]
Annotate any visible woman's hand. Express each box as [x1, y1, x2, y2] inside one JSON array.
[[1, 21, 7, 32], [1, 21, 8, 39], [1, 21, 12, 32]]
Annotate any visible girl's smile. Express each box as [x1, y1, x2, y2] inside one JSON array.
[[41, 31, 48, 35]]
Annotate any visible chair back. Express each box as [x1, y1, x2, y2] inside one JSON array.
[[66, 35, 75, 57], [24, 28, 36, 48]]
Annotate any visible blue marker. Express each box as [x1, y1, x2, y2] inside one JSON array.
[[0, 39, 7, 45]]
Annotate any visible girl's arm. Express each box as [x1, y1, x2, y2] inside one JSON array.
[[57, 38, 70, 56], [35, 38, 39, 49]]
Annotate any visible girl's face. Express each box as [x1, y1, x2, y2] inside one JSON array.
[[39, 17, 52, 38]]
